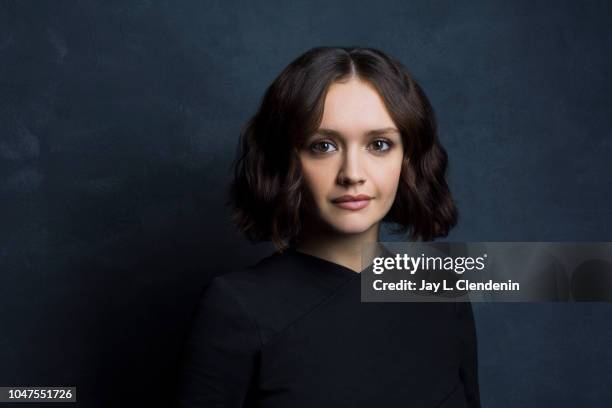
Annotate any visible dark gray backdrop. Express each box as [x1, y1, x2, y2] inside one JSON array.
[[1, 0, 611, 407]]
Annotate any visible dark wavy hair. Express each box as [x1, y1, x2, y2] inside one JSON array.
[[228, 46, 458, 250]]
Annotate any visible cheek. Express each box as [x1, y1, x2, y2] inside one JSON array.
[[300, 159, 334, 198], [371, 156, 403, 196]]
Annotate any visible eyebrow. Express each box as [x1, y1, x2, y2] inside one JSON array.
[[314, 127, 400, 137]]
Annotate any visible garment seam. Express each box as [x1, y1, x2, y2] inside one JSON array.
[[433, 379, 462, 408], [216, 276, 265, 348], [260, 276, 356, 350]]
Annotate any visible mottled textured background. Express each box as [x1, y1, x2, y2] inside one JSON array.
[[1, 0, 611, 406]]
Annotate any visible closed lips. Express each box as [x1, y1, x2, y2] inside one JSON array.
[[331, 195, 373, 211], [332, 195, 372, 203]]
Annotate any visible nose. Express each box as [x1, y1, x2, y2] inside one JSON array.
[[337, 147, 366, 187]]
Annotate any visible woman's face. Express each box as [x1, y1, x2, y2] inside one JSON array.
[[298, 77, 404, 236]]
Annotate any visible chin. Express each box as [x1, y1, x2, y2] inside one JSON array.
[[325, 218, 377, 236]]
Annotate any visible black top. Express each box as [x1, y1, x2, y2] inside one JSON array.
[[175, 247, 481, 408]]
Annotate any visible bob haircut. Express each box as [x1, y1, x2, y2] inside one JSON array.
[[229, 46, 458, 250]]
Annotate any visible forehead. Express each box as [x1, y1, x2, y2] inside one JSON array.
[[319, 77, 396, 133]]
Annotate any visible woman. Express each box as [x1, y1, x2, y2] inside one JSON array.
[[175, 46, 480, 407]]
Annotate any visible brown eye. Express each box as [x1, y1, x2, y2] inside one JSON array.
[[310, 141, 337, 153], [369, 140, 392, 152]]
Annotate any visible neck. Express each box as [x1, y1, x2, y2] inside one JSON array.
[[293, 221, 381, 273]]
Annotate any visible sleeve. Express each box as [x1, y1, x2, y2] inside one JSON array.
[[458, 301, 481, 408], [174, 276, 261, 408]]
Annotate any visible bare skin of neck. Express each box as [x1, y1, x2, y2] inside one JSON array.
[[293, 217, 381, 273]]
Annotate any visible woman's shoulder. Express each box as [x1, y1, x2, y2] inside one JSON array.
[[210, 249, 298, 294], [200, 248, 353, 345], [214, 248, 351, 297]]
